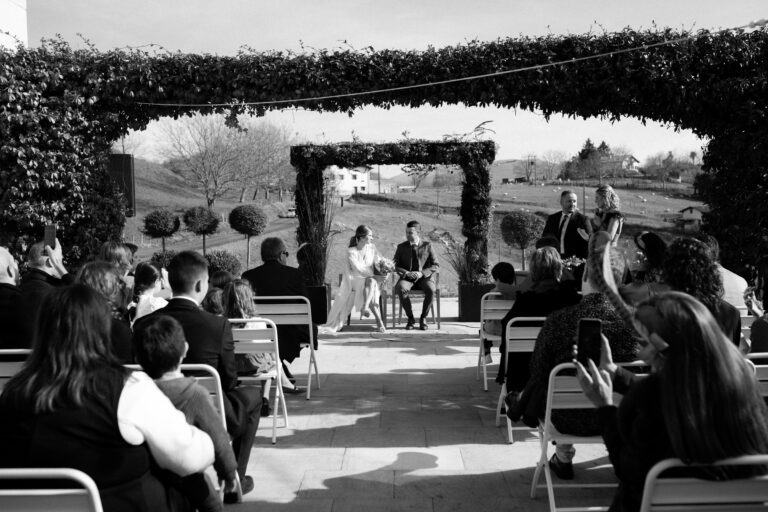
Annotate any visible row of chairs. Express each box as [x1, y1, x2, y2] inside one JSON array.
[[477, 293, 768, 511]]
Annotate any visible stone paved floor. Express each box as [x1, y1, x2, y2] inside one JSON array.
[[230, 316, 615, 512]]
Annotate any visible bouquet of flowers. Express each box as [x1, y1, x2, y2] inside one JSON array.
[[562, 256, 586, 269], [374, 258, 396, 276]]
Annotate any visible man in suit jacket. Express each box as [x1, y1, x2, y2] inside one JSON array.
[[542, 190, 589, 259], [241, 237, 317, 366], [134, 251, 260, 495], [19, 239, 73, 344], [393, 220, 439, 330]]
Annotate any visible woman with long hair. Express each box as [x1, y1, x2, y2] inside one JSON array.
[[76, 261, 134, 363], [662, 237, 741, 345], [583, 185, 624, 245], [0, 284, 214, 512], [127, 262, 168, 323], [222, 279, 302, 410], [577, 291, 768, 512], [321, 225, 387, 333]]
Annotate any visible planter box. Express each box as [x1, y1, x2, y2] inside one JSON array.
[[458, 283, 495, 321], [306, 284, 331, 324]]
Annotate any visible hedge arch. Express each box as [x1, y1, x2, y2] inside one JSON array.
[[2, 28, 767, 269], [290, 140, 496, 285]]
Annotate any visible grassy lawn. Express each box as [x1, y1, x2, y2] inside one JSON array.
[[124, 158, 698, 297]]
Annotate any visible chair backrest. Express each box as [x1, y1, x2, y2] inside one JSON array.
[[505, 317, 546, 353], [480, 292, 516, 336], [543, 362, 629, 435], [742, 315, 756, 328], [639, 455, 768, 512], [0, 467, 103, 512], [751, 362, 768, 397], [123, 363, 226, 429], [0, 349, 31, 392], [228, 318, 280, 357], [251, 296, 313, 346]]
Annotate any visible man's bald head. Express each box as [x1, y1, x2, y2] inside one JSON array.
[[0, 247, 19, 285]]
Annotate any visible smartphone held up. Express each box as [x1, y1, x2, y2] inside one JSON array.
[[43, 224, 56, 250], [576, 318, 602, 366]]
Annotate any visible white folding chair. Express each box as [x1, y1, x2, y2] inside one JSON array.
[[0, 467, 103, 512], [750, 361, 768, 399], [229, 318, 287, 445], [476, 292, 516, 391], [0, 349, 31, 392], [251, 296, 319, 399], [530, 362, 622, 512], [639, 455, 768, 512], [494, 317, 545, 443]]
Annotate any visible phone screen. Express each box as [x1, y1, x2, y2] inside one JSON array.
[[43, 224, 56, 249], [576, 318, 602, 366]]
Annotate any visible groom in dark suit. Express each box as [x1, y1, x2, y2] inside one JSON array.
[[393, 220, 439, 331], [542, 190, 589, 259], [134, 251, 260, 496]]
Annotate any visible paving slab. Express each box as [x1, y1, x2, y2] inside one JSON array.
[[241, 320, 617, 511]]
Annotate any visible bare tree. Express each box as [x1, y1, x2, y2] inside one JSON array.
[[235, 121, 296, 202], [112, 130, 145, 155], [161, 115, 246, 207], [541, 150, 567, 180]]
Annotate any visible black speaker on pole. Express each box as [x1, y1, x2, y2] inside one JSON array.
[[108, 154, 136, 217]]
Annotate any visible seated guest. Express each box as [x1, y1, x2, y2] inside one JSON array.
[[0, 284, 214, 512], [242, 237, 317, 382], [509, 251, 638, 479], [19, 238, 72, 342], [98, 241, 135, 298], [127, 262, 168, 324], [577, 292, 768, 512], [694, 232, 749, 311], [620, 231, 670, 305], [133, 315, 239, 510], [202, 287, 225, 316], [662, 237, 741, 346], [77, 261, 134, 363], [0, 246, 24, 348], [496, 247, 581, 390], [482, 262, 517, 363], [134, 251, 261, 496]]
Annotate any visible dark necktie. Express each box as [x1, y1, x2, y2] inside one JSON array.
[[558, 213, 570, 234], [411, 244, 419, 271]]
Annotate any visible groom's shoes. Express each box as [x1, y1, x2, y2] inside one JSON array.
[[405, 318, 416, 330], [419, 318, 428, 331]]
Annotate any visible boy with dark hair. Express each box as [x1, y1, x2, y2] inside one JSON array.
[[482, 262, 518, 363], [133, 315, 240, 509]]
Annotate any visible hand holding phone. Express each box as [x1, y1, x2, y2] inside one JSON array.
[[576, 318, 602, 366], [43, 224, 56, 250]]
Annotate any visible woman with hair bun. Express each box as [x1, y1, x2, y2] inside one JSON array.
[[321, 225, 387, 333], [127, 262, 168, 323]]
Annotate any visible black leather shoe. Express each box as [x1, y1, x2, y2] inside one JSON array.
[[549, 453, 574, 480], [405, 319, 416, 330], [260, 400, 272, 417], [419, 318, 428, 331]]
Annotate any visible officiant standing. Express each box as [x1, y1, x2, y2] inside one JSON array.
[[542, 190, 590, 259], [393, 221, 439, 331]]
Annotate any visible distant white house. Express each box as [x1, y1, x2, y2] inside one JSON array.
[[621, 155, 641, 173], [679, 205, 710, 231], [328, 166, 371, 196]]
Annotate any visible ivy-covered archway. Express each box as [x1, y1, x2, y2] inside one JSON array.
[[1, 28, 767, 270], [290, 140, 496, 285]]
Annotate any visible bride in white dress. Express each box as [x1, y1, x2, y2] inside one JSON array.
[[321, 225, 387, 333]]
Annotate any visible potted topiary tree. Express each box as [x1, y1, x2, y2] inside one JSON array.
[[205, 249, 242, 276], [500, 211, 545, 270], [183, 206, 219, 255], [442, 236, 494, 321], [143, 208, 180, 253], [228, 205, 267, 269]]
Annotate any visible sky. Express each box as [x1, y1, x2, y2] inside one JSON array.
[[15, 0, 768, 166]]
